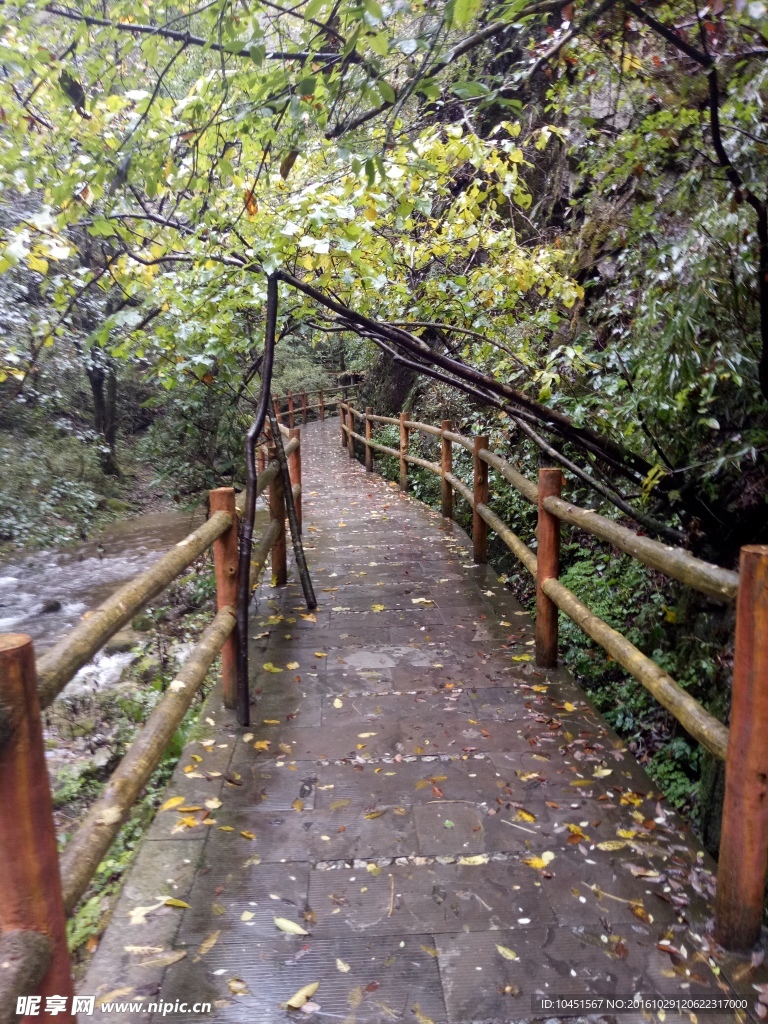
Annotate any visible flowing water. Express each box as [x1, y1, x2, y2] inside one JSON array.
[[0, 508, 208, 691]]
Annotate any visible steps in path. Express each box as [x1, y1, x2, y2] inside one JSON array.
[[82, 419, 764, 1024]]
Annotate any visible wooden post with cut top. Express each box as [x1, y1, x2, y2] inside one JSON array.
[[287, 391, 295, 429], [347, 407, 355, 459], [268, 443, 287, 585], [365, 407, 373, 472], [209, 487, 238, 708], [441, 419, 452, 519], [535, 467, 563, 668], [319, 389, 325, 421], [257, 443, 265, 475], [288, 427, 302, 532], [0, 634, 75, 1019], [715, 545, 768, 952], [302, 391, 308, 425], [472, 436, 489, 563], [399, 411, 409, 492]]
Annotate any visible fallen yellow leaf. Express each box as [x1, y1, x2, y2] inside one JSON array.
[[523, 851, 555, 870], [197, 930, 220, 956], [274, 916, 309, 935], [496, 944, 518, 960], [160, 796, 186, 812], [286, 981, 319, 1009]]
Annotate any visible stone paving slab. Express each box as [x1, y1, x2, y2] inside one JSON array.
[[81, 419, 767, 1024]]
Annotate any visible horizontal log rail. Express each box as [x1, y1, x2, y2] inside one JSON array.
[[35, 510, 233, 710], [39, 450, 295, 711], [0, 426, 308, 1014], [340, 398, 768, 949], [59, 606, 237, 914]]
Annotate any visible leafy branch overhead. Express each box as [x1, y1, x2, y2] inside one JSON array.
[[1, 0, 767, 548]]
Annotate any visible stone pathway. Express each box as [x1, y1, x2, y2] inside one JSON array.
[[82, 419, 764, 1023]]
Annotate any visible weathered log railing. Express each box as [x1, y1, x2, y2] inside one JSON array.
[[340, 401, 768, 954], [0, 422, 311, 1021], [272, 382, 361, 429]]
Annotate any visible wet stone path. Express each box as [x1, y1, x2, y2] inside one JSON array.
[[83, 420, 763, 1023]]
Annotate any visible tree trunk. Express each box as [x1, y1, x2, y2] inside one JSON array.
[[86, 351, 121, 477]]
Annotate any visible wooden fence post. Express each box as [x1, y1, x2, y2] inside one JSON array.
[[268, 444, 287, 585], [209, 488, 238, 708], [287, 391, 295, 429], [257, 443, 265, 475], [273, 396, 281, 424], [348, 407, 355, 459], [441, 419, 453, 519], [472, 436, 489, 563], [0, 635, 75, 1018], [399, 411, 409, 492], [302, 391, 308, 425], [715, 544, 768, 951], [339, 403, 346, 447], [319, 389, 325, 421], [365, 407, 373, 472], [535, 467, 563, 668], [288, 427, 302, 532]]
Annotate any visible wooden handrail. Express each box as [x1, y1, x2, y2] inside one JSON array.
[[59, 606, 236, 914], [0, 424, 307, 1018], [353, 406, 739, 602], [404, 419, 442, 437], [35, 510, 234, 709], [38, 449, 294, 710], [358, 410, 735, 763], [542, 577, 730, 760], [542, 494, 738, 601], [478, 447, 538, 503]]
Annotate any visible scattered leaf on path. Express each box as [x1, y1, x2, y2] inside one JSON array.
[[138, 950, 187, 968], [286, 982, 319, 1009], [496, 945, 518, 961], [523, 851, 555, 870], [274, 916, 309, 935], [160, 796, 186, 812], [197, 931, 220, 956]]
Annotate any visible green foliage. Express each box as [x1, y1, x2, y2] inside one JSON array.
[[0, 402, 129, 552]]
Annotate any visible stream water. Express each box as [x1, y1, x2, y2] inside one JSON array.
[[0, 508, 207, 690]]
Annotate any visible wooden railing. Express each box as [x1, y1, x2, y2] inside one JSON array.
[[0, 424, 309, 1021], [339, 401, 768, 954], [272, 382, 361, 429]]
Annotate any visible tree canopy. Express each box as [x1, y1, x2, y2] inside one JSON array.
[[2, 0, 767, 553]]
